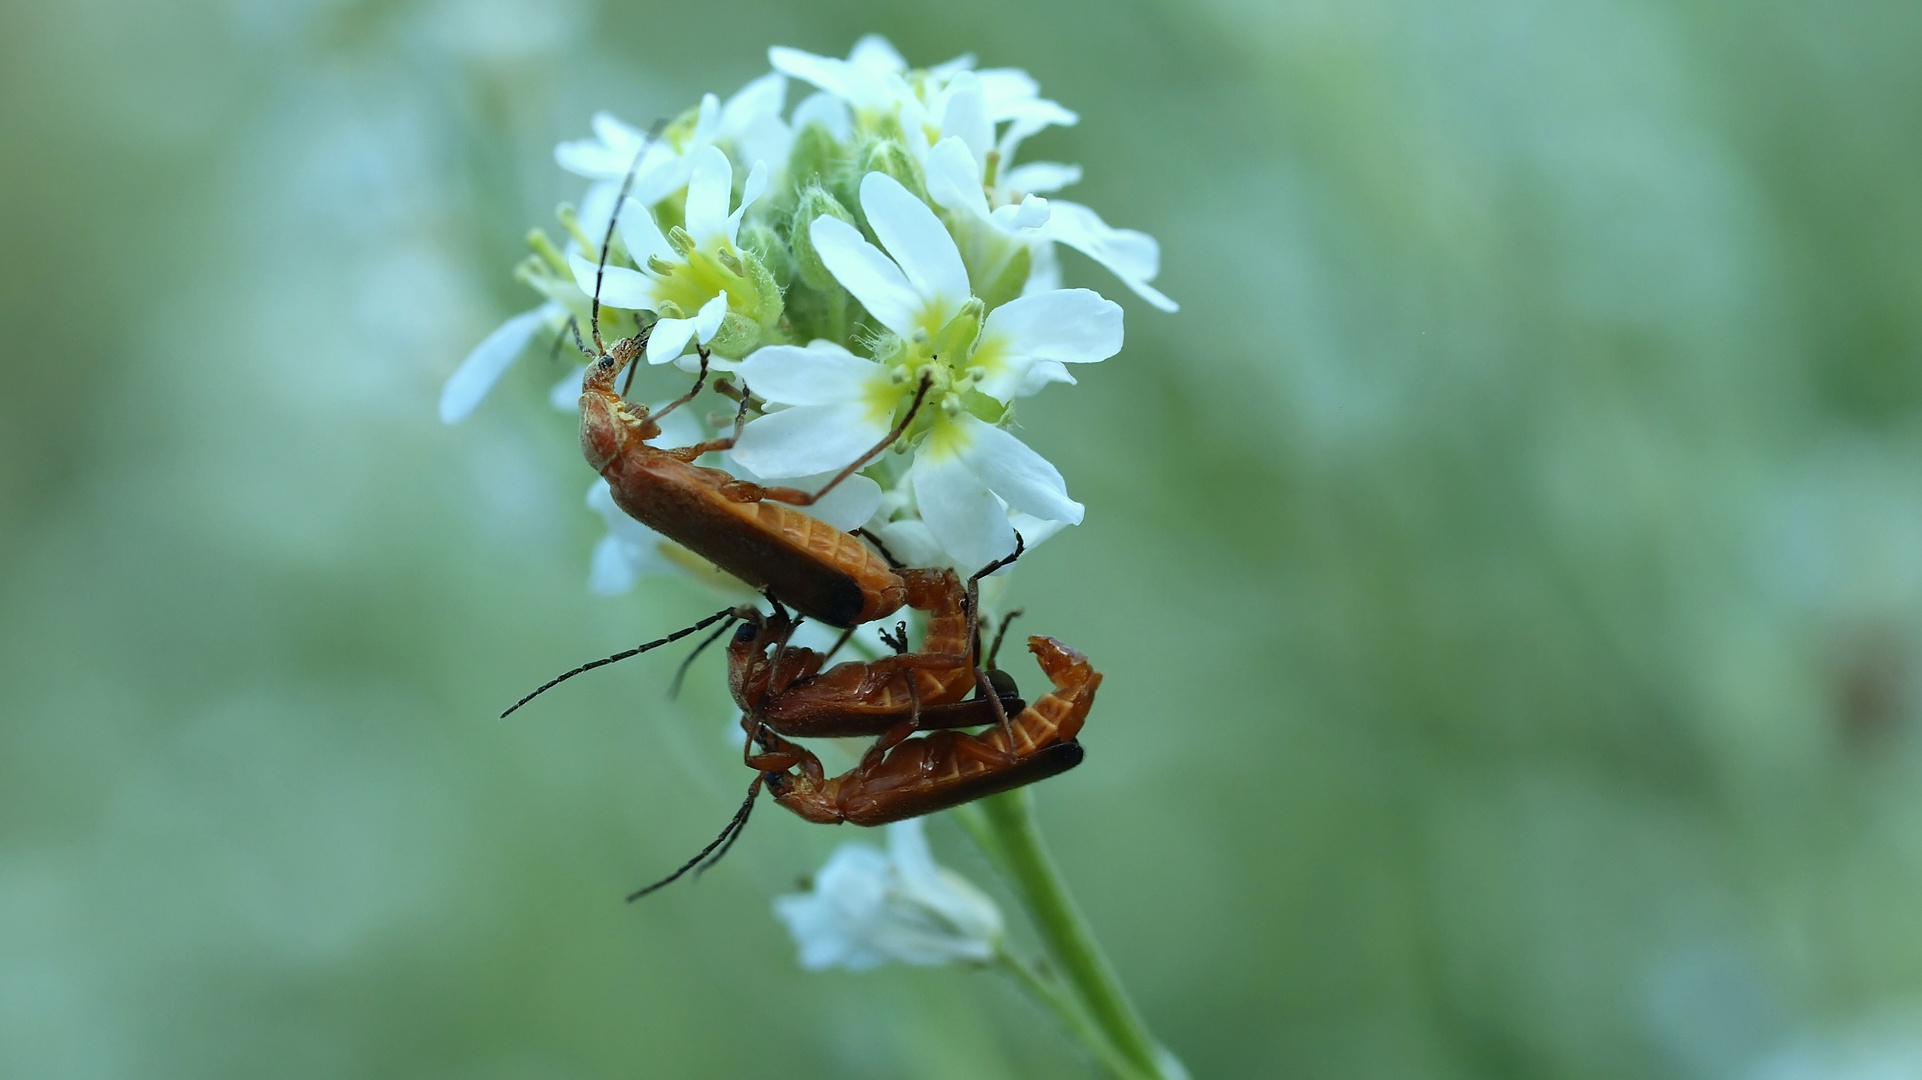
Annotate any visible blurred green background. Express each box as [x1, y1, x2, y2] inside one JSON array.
[[6, 0, 1922, 1076]]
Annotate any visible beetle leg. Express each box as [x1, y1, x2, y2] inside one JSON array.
[[974, 667, 1020, 765]]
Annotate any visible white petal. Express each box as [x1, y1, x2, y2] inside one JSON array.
[[809, 215, 922, 339], [731, 115, 793, 176], [975, 69, 1041, 119], [617, 198, 675, 265], [793, 471, 883, 531], [726, 159, 770, 242], [549, 368, 582, 411], [645, 316, 697, 364], [719, 72, 786, 136], [848, 34, 907, 73], [791, 91, 851, 140], [770, 46, 892, 110], [925, 138, 991, 223], [912, 452, 1017, 570], [740, 343, 885, 406], [1022, 240, 1062, 296], [980, 289, 1123, 364], [1005, 512, 1070, 552], [690, 93, 722, 146], [951, 415, 1083, 524], [1004, 161, 1081, 195], [936, 73, 992, 165], [987, 194, 1050, 233], [440, 305, 555, 422], [578, 181, 620, 248], [872, 518, 948, 568], [591, 110, 643, 150], [567, 252, 654, 310], [555, 115, 631, 178], [1044, 201, 1178, 312], [731, 402, 892, 478], [588, 534, 640, 595], [773, 843, 893, 971], [692, 292, 729, 344], [860, 172, 971, 322], [926, 52, 978, 83], [1004, 360, 1075, 399], [682, 146, 735, 247]]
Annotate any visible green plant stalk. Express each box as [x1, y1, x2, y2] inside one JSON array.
[[993, 948, 1151, 1080], [971, 789, 1181, 1080]]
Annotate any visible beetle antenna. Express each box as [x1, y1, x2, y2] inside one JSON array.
[[591, 118, 669, 355], [667, 613, 738, 701], [564, 317, 591, 361], [627, 778, 760, 901], [551, 318, 590, 364], [501, 606, 735, 718], [987, 609, 1024, 669]]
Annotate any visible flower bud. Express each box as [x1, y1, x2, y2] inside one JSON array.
[[788, 120, 849, 188], [791, 185, 855, 292], [858, 139, 926, 204], [707, 310, 764, 358], [739, 246, 786, 327], [736, 219, 792, 288]]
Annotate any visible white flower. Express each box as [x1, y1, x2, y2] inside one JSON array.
[[730, 172, 1114, 567], [555, 72, 789, 233], [439, 301, 566, 423], [565, 145, 767, 364], [773, 819, 1003, 971]]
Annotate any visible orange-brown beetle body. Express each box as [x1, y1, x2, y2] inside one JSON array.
[[579, 345, 906, 628]]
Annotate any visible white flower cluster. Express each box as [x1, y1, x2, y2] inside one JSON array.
[[442, 33, 1174, 585], [772, 818, 1003, 970]]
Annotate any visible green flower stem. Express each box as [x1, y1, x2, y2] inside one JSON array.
[[964, 789, 1182, 1080], [993, 948, 1150, 1080]]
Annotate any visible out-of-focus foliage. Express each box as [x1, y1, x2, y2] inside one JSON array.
[[4, 0, 1922, 1077]]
